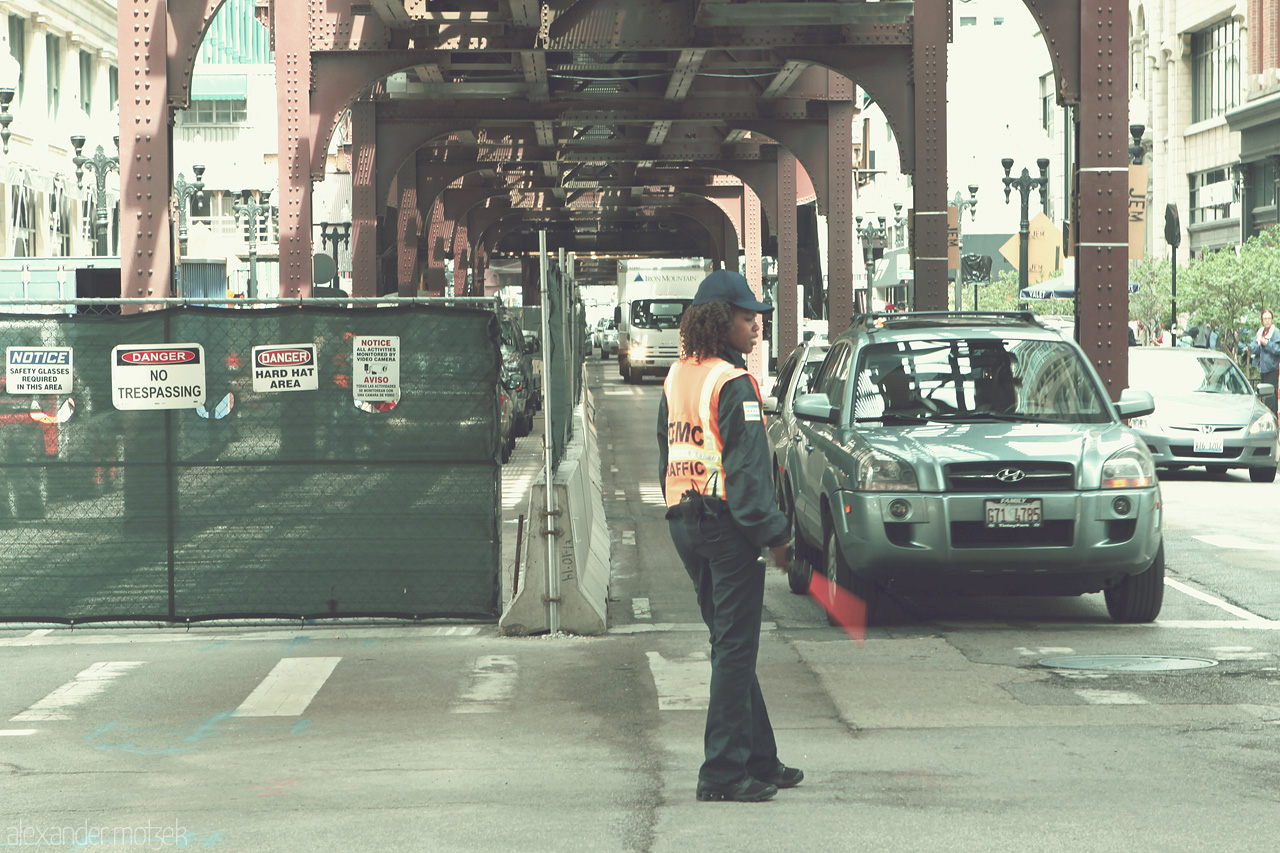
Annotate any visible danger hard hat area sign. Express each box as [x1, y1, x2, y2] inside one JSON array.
[[111, 344, 206, 410], [251, 344, 319, 393], [6, 347, 73, 394]]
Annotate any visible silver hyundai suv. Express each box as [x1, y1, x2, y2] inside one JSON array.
[[789, 312, 1163, 624]]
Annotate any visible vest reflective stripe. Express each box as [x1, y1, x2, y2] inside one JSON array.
[[664, 358, 748, 506]]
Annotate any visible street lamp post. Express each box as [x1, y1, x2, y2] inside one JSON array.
[[233, 190, 272, 299], [952, 184, 978, 309], [316, 220, 352, 284], [70, 134, 121, 256], [856, 214, 887, 312], [1001, 157, 1050, 292], [174, 166, 207, 259]]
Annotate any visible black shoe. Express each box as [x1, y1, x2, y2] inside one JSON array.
[[695, 776, 778, 802], [752, 762, 804, 789]]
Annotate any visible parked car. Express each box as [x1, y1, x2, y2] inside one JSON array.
[[599, 321, 619, 359], [1126, 346, 1278, 482], [497, 372, 516, 463], [763, 336, 830, 593], [498, 314, 541, 437], [789, 311, 1163, 625], [592, 317, 613, 349]]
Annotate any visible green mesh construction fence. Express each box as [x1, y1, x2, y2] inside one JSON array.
[[0, 305, 503, 623]]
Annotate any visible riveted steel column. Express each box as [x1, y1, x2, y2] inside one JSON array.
[[350, 99, 378, 298], [1075, 4, 1129, 399], [744, 185, 765, 380], [274, 0, 312, 297], [777, 149, 800, 362], [119, 0, 171, 306], [397, 157, 420, 296], [827, 76, 855, 335], [911, 0, 949, 310]]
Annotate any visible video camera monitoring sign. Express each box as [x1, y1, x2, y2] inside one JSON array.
[[6, 347, 73, 394], [251, 344, 319, 393], [352, 335, 400, 403], [111, 344, 206, 410]]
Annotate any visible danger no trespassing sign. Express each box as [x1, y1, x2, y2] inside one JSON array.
[[111, 344, 207, 410], [251, 344, 318, 393], [6, 347, 73, 394]]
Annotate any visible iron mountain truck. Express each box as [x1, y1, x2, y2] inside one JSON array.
[[615, 260, 707, 384]]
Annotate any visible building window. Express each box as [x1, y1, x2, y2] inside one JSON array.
[[10, 184, 36, 257], [959, 16, 977, 26], [1248, 159, 1277, 211], [45, 33, 60, 119], [1191, 18, 1241, 123], [50, 185, 72, 256], [178, 99, 248, 125], [108, 66, 118, 110], [79, 50, 93, 117], [7, 15, 24, 103], [1189, 168, 1235, 224], [1040, 74, 1055, 135]]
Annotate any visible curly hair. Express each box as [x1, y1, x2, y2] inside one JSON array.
[[679, 302, 734, 361]]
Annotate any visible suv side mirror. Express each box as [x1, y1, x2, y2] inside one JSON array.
[[1257, 382, 1276, 401], [793, 392, 837, 424], [763, 394, 780, 415], [1115, 388, 1155, 420]]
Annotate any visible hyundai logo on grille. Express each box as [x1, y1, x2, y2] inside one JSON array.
[[995, 468, 1026, 483]]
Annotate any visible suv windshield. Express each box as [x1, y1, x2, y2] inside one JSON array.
[[631, 299, 689, 330], [1130, 352, 1253, 395], [849, 337, 1113, 424]]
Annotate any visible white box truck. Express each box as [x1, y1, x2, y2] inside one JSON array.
[[615, 260, 708, 384]]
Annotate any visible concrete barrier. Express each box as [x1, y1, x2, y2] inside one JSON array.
[[499, 388, 610, 635]]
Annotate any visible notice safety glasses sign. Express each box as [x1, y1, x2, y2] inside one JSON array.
[[111, 344, 206, 410], [6, 347, 73, 394]]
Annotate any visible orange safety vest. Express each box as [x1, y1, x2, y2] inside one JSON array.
[[662, 356, 761, 507]]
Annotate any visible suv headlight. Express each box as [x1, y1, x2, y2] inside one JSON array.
[[1101, 446, 1155, 488], [1248, 410, 1277, 435], [853, 448, 918, 491]]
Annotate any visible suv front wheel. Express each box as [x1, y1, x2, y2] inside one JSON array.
[[824, 526, 880, 626], [1103, 543, 1164, 623]]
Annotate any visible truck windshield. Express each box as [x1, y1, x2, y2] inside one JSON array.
[[631, 300, 689, 330]]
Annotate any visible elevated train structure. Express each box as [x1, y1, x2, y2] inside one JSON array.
[[118, 1, 1133, 395]]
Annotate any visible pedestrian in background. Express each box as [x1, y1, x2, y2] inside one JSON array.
[[1249, 309, 1280, 415], [657, 269, 801, 803]]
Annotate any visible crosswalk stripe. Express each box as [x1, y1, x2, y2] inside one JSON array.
[[11, 661, 144, 721], [1074, 689, 1149, 705], [645, 651, 709, 711], [451, 655, 518, 713], [232, 657, 341, 717]]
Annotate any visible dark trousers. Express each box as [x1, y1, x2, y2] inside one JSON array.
[[1263, 369, 1278, 415], [668, 516, 778, 784]]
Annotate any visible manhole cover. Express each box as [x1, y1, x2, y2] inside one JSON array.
[[1038, 655, 1218, 672]]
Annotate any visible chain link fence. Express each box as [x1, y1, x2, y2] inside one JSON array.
[[0, 302, 504, 623]]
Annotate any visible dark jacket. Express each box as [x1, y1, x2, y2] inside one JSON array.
[[658, 348, 790, 549]]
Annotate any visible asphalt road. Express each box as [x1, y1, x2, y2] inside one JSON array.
[[2, 356, 1278, 852]]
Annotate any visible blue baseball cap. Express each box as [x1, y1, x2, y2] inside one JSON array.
[[691, 270, 773, 313]]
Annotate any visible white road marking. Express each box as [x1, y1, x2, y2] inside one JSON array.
[[1014, 646, 1075, 657], [12, 661, 144, 721], [1194, 534, 1270, 551], [1074, 689, 1149, 705], [621, 530, 636, 545], [646, 651, 709, 711], [233, 657, 341, 717], [451, 655, 518, 714], [632, 598, 652, 619], [0, 729, 38, 736], [1165, 578, 1269, 622], [0, 626, 482, 647], [638, 482, 666, 505], [1207, 646, 1273, 661]]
